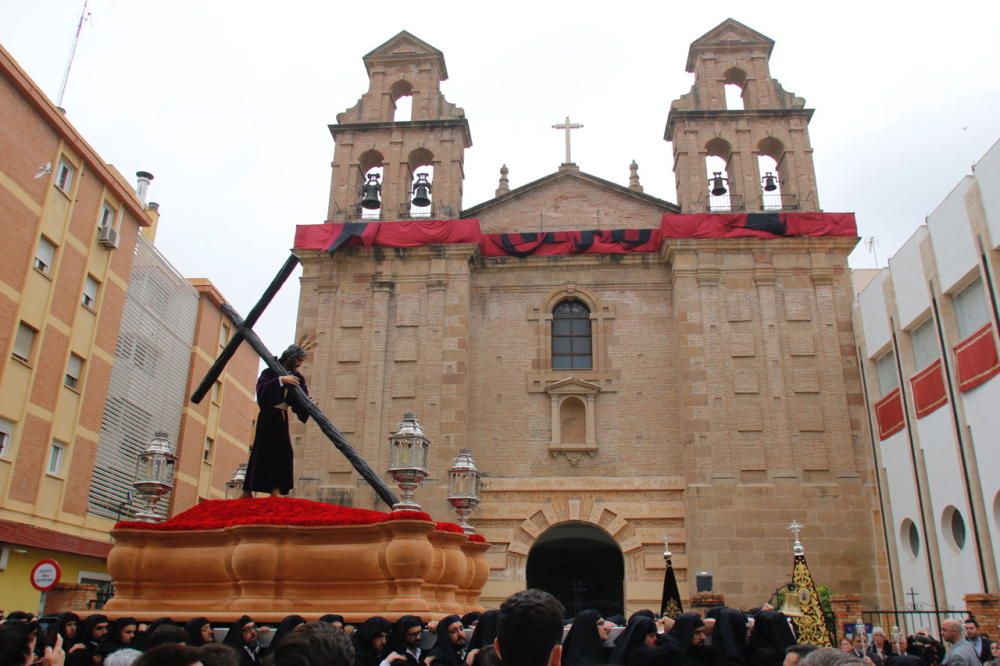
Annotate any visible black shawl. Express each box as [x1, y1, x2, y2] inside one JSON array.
[[354, 617, 392, 666], [562, 610, 609, 666]]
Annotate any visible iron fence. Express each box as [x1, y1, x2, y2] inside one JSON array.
[[860, 608, 968, 637]]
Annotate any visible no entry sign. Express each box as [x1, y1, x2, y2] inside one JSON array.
[[30, 559, 61, 592]]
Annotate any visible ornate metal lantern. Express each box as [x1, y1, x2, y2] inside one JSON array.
[[132, 431, 176, 522], [387, 413, 429, 511], [225, 463, 247, 499], [709, 171, 728, 196], [447, 449, 481, 533]]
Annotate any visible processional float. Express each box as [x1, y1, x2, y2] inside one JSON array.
[[104, 253, 489, 622]]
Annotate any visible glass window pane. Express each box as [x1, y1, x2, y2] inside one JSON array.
[[553, 337, 572, 354], [13, 324, 35, 361], [875, 352, 898, 397], [954, 279, 988, 339], [571, 356, 593, 369], [552, 319, 571, 335], [571, 319, 591, 335], [911, 319, 939, 371], [552, 355, 571, 369], [573, 338, 592, 354]]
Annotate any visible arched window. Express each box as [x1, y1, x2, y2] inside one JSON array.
[[723, 68, 747, 111], [705, 137, 734, 212], [391, 80, 413, 122], [552, 300, 592, 369]]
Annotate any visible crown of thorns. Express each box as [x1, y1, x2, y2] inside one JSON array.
[[279, 333, 317, 362]]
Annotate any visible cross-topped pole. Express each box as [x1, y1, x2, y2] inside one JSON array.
[[552, 115, 583, 165], [788, 520, 806, 556]]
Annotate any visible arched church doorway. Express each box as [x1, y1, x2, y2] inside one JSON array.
[[526, 522, 624, 617]]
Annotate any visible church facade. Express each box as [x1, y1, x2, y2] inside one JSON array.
[[291, 21, 890, 613]]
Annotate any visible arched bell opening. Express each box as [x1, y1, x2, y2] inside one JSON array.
[[358, 149, 385, 219], [723, 67, 747, 110], [705, 137, 734, 212], [757, 137, 787, 210], [391, 80, 413, 122], [526, 521, 624, 618], [408, 148, 435, 218]]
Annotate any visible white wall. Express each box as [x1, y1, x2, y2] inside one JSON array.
[[927, 177, 978, 294], [961, 376, 1000, 583], [915, 408, 982, 607], [974, 139, 1000, 250], [859, 269, 893, 358], [880, 429, 935, 611], [889, 228, 932, 329]]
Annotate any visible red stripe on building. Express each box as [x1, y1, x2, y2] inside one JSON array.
[[910, 359, 948, 418], [0, 519, 112, 559], [874, 388, 905, 441], [954, 323, 1000, 393]]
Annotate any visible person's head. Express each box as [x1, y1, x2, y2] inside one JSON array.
[[784, 644, 818, 666], [392, 616, 423, 652], [319, 615, 345, 630], [852, 635, 864, 651], [279, 345, 309, 370], [110, 618, 138, 646], [104, 648, 144, 666], [197, 644, 240, 666], [495, 589, 566, 666], [872, 628, 886, 647], [223, 616, 257, 652], [441, 616, 466, 648], [840, 639, 853, 653], [353, 616, 391, 656], [963, 619, 979, 640], [82, 615, 110, 644], [941, 620, 965, 645], [990, 641, 1000, 659], [471, 646, 500, 666], [184, 617, 212, 646], [57, 612, 81, 641], [133, 644, 202, 666], [670, 613, 707, 652], [270, 623, 354, 666], [0, 621, 37, 666], [144, 625, 188, 650], [462, 613, 482, 629], [800, 647, 865, 666]]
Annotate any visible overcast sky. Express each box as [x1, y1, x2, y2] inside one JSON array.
[[2, 1, 999, 358]]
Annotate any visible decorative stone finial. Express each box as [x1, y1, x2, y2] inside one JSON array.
[[629, 160, 643, 192], [788, 520, 805, 556], [495, 164, 510, 196]]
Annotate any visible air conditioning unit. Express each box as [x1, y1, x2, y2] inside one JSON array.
[[98, 225, 120, 249]]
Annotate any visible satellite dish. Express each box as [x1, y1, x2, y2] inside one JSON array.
[[34, 162, 52, 179]]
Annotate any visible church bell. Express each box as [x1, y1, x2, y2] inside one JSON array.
[[709, 172, 728, 197], [360, 173, 382, 210], [411, 173, 432, 208], [762, 172, 778, 192], [776, 584, 806, 617]]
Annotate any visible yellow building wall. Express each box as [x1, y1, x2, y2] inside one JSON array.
[[0, 546, 107, 616]]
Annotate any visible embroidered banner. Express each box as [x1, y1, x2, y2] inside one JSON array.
[[874, 387, 905, 441], [954, 322, 1000, 392], [910, 359, 947, 418]]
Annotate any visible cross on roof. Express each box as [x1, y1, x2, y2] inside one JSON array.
[[552, 116, 583, 165]]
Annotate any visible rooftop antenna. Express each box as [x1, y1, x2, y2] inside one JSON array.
[[57, 0, 92, 108], [864, 236, 880, 267]]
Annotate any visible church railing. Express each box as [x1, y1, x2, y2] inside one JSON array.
[[761, 193, 799, 211], [705, 194, 745, 213]]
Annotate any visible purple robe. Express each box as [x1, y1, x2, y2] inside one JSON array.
[[243, 367, 308, 495]]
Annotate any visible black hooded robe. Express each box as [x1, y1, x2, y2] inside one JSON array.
[[427, 615, 467, 666], [243, 368, 308, 495], [562, 610, 610, 666], [354, 617, 393, 666], [746, 611, 795, 666]]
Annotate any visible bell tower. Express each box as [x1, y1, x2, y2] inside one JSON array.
[[327, 31, 472, 221], [665, 19, 820, 213]]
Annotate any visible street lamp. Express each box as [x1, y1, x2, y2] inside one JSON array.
[[387, 413, 429, 511], [132, 431, 176, 522], [225, 463, 247, 499], [447, 449, 481, 534]]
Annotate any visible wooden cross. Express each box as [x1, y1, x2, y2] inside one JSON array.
[[191, 254, 399, 508], [552, 115, 583, 164], [906, 587, 920, 610]]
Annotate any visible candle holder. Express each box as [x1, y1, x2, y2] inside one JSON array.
[[225, 463, 247, 499], [132, 431, 176, 522], [387, 413, 429, 511], [447, 449, 481, 533]]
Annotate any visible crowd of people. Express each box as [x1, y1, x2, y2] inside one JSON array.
[[0, 591, 996, 666]]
